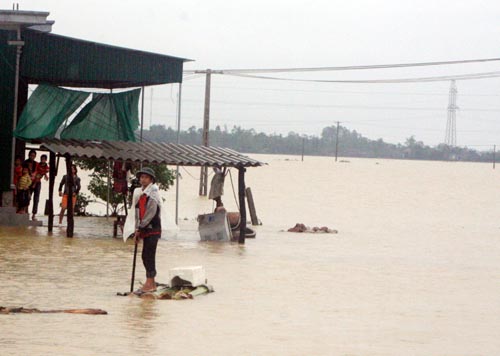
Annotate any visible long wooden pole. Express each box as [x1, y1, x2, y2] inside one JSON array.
[[245, 187, 259, 226], [130, 242, 138, 293]]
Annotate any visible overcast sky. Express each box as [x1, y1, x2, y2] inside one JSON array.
[[16, 0, 500, 147]]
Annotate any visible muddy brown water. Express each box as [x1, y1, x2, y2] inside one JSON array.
[[1, 155, 499, 355]]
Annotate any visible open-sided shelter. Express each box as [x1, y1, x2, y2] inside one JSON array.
[[0, 9, 192, 232], [38, 139, 263, 243], [1, 10, 187, 201]]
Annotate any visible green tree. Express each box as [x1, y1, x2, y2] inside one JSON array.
[[74, 192, 93, 216], [138, 125, 494, 163], [75, 158, 175, 216]]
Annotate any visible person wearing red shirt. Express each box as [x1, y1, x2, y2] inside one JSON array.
[[31, 154, 50, 221], [13, 155, 23, 187]]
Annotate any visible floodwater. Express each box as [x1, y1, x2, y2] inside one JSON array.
[[1, 155, 499, 356]]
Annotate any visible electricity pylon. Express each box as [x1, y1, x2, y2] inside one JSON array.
[[444, 80, 458, 146]]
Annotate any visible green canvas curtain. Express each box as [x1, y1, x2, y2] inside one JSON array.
[[13, 84, 90, 140], [61, 88, 141, 141]]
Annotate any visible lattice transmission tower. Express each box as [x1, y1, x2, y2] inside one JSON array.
[[444, 80, 458, 146]]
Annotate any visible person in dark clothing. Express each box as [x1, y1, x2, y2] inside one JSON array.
[[133, 167, 162, 294], [23, 149, 38, 179], [58, 165, 81, 225]]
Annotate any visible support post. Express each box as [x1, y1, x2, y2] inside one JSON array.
[[140, 86, 145, 142], [199, 70, 212, 196], [149, 87, 154, 128], [48, 151, 56, 233], [238, 167, 247, 244], [175, 82, 183, 224], [123, 194, 128, 216], [65, 154, 74, 238], [9, 27, 23, 187], [335, 121, 340, 162], [106, 159, 110, 218]]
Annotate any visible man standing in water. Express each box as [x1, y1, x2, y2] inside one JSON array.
[[133, 167, 162, 294]]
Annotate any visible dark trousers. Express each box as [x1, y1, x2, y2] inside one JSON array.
[[31, 182, 41, 214], [142, 234, 160, 278], [17, 190, 30, 209]]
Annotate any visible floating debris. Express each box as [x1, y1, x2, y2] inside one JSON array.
[[118, 284, 214, 300], [0, 306, 107, 315], [287, 223, 338, 234]]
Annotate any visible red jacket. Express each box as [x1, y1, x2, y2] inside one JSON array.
[[13, 165, 22, 186], [33, 162, 50, 184]]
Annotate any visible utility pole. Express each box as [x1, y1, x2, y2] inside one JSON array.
[[301, 137, 305, 161], [444, 80, 458, 147], [335, 121, 340, 162], [198, 69, 211, 196], [493, 145, 496, 169], [195, 69, 222, 196]]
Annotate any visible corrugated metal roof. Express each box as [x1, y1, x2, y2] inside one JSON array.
[[20, 30, 189, 88], [39, 139, 264, 168]]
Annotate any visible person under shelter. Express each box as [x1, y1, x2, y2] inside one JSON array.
[[208, 166, 227, 211], [58, 165, 81, 225]]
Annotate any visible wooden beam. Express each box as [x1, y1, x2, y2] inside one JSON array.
[[238, 167, 247, 244], [245, 187, 259, 226]]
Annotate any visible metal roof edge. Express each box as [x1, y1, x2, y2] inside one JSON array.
[[24, 29, 193, 62]]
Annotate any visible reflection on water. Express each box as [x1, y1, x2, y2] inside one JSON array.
[[1, 156, 500, 355]]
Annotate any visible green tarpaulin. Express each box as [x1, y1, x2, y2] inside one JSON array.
[[13, 84, 89, 140], [13, 84, 140, 141], [61, 89, 140, 141]]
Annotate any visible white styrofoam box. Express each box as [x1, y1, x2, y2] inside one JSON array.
[[168, 266, 206, 287], [198, 211, 231, 241]]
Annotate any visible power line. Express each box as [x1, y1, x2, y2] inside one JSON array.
[[181, 82, 500, 97], [225, 71, 500, 84], [183, 57, 500, 74], [178, 98, 500, 112]]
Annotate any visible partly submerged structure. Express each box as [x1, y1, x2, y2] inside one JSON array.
[[37, 139, 262, 243], [0, 9, 185, 226], [0, 9, 263, 243]]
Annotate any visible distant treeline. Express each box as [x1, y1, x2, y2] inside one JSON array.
[[141, 124, 495, 162]]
